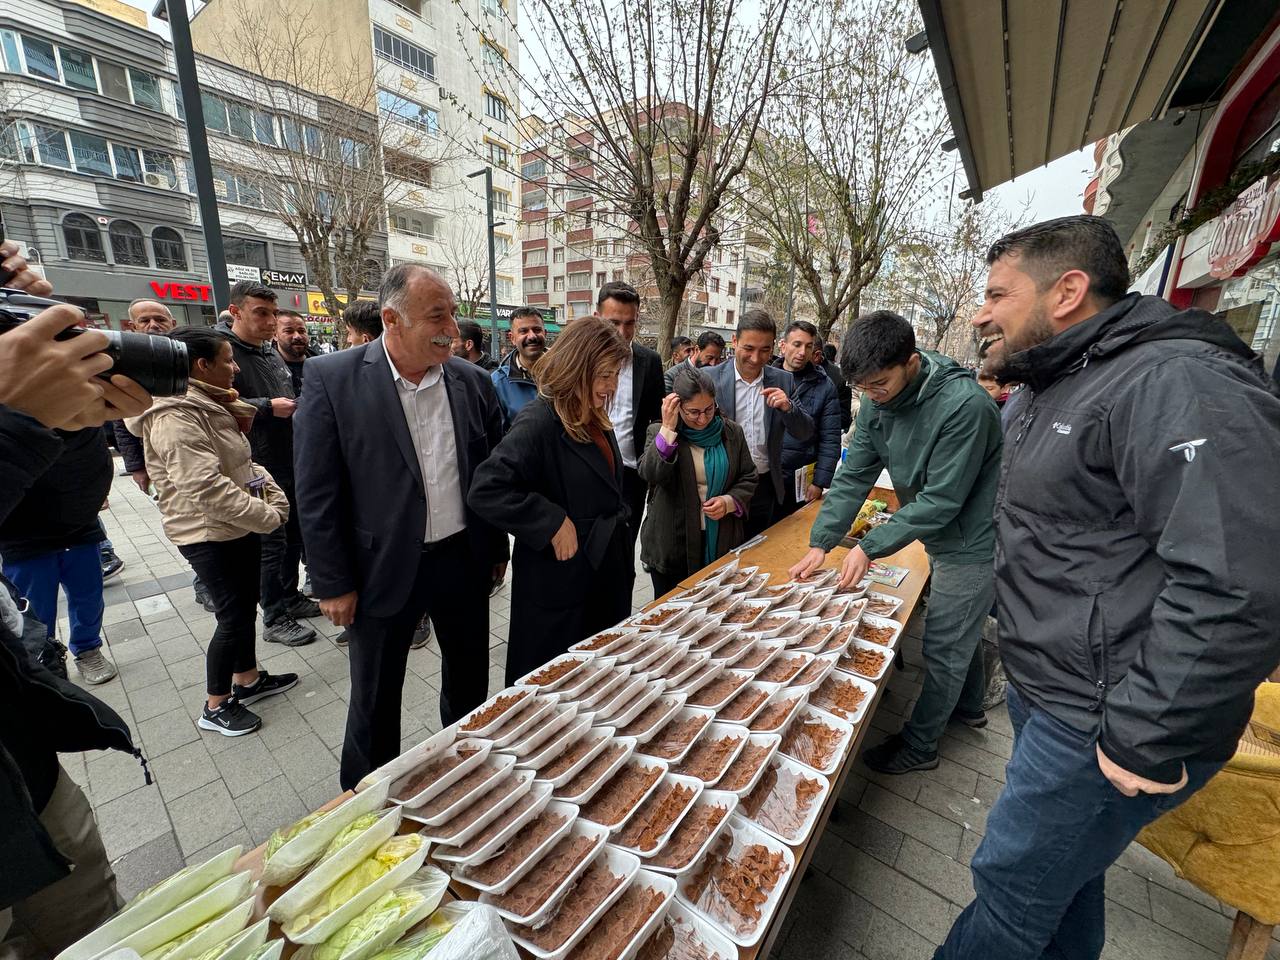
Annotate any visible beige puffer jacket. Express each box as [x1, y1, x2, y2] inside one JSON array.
[[126, 382, 289, 545]]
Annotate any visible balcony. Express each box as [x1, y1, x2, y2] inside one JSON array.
[[523, 264, 548, 277], [567, 258, 593, 273], [523, 237, 548, 249], [527, 292, 550, 305], [567, 228, 593, 244], [567, 197, 594, 212], [523, 208, 548, 222], [567, 289, 592, 302]]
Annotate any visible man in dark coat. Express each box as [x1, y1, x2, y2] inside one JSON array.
[[216, 282, 317, 647], [596, 282, 664, 590], [707, 309, 814, 537], [772, 320, 841, 516], [934, 215, 1280, 960], [295, 265, 508, 790], [453, 319, 499, 372], [664, 330, 726, 392]]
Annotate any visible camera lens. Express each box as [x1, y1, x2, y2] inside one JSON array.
[[101, 330, 189, 397]]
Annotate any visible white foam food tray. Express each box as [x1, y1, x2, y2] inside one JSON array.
[[574, 666, 637, 715], [580, 754, 669, 831], [525, 714, 592, 773], [788, 652, 840, 691], [631, 898, 737, 960], [795, 586, 837, 619], [555, 660, 620, 701], [718, 599, 771, 632], [716, 563, 757, 589], [605, 870, 679, 960], [789, 618, 841, 654], [422, 768, 537, 847], [605, 633, 650, 664], [637, 706, 716, 765], [601, 681, 666, 729], [701, 594, 743, 622], [506, 702, 581, 759], [538, 725, 619, 790], [863, 591, 904, 619], [781, 705, 855, 776], [769, 615, 819, 647], [654, 649, 711, 689], [815, 619, 858, 657], [854, 612, 904, 649], [390, 738, 492, 808], [642, 790, 738, 875], [454, 800, 579, 895], [480, 819, 611, 925], [361, 726, 455, 795], [771, 585, 816, 614], [730, 639, 784, 676], [516, 654, 595, 692], [672, 722, 750, 785], [150, 895, 256, 960], [195, 916, 270, 960], [739, 753, 830, 847], [640, 642, 694, 683], [705, 633, 755, 668], [625, 638, 679, 676], [736, 572, 771, 598], [712, 732, 781, 799], [615, 692, 686, 743], [590, 673, 646, 721], [756, 581, 800, 607], [685, 668, 752, 712], [801, 568, 839, 588], [489, 696, 560, 749], [630, 601, 695, 633], [508, 846, 642, 960], [714, 680, 781, 726], [838, 639, 893, 682], [666, 580, 723, 605], [287, 841, 429, 943], [688, 623, 742, 657], [456, 688, 537, 739], [746, 686, 809, 735], [678, 815, 795, 948], [674, 613, 720, 646], [809, 669, 877, 726], [609, 772, 704, 856], [433, 779, 554, 866], [737, 610, 801, 641], [751, 651, 812, 687], [570, 626, 642, 657], [405, 752, 517, 826], [554, 735, 637, 804], [841, 597, 869, 627], [669, 659, 725, 698]]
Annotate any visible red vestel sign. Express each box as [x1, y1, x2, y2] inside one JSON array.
[[1208, 176, 1280, 279], [150, 280, 213, 301]]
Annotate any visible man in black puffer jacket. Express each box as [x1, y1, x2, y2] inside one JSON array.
[[772, 320, 841, 515], [935, 215, 1280, 960]]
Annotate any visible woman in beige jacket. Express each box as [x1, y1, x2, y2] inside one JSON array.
[[127, 327, 296, 737]]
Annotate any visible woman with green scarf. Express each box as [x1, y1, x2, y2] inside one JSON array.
[[638, 365, 759, 598]]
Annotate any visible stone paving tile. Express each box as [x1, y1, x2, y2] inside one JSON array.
[[1102, 900, 1220, 960], [1105, 865, 1152, 919], [95, 784, 170, 860], [167, 654, 207, 692], [788, 870, 875, 950], [894, 837, 975, 906], [148, 739, 219, 802], [1148, 883, 1236, 953], [859, 783, 963, 859], [235, 776, 306, 846], [831, 846, 956, 944], [119, 656, 171, 693], [169, 779, 245, 858], [255, 699, 315, 750], [914, 778, 990, 836], [826, 802, 905, 867], [110, 831, 185, 902], [288, 675, 340, 714], [154, 634, 203, 665], [305, 700, 351, 749], [182, 827, 253, 869], [136, 706, 201, 758], [275, 731, 341, 792], [88, 747, 152, 805], [859, 907, 939, 960], [128, 679, 184, 723], [107, 635, 158, 666], [936, 735, 1008, 783], [212, 737, 285, 798]]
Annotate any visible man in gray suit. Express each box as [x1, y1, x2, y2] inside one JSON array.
[[708, 309, 814, 537]]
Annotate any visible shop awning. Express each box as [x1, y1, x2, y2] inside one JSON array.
[[918, 0, 1225, 201]]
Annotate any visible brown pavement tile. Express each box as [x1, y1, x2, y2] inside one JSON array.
[[1101, 900, 1219, 960], [235, 776, 307, 846], [137, 706, 201, 758], [895, 837, 974, 907], [1105, 865, 1152, 919], [148, 739, 219, 802], [96, 783, 171, 861], [859, 783, 963, 859], [110, 831, 186, 902], [860, 907, 940, 960], [830, 847, 955, 944]]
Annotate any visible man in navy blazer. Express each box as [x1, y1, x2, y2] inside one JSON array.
[[708, 309, 814, 537], [294, 264, 508, 789]]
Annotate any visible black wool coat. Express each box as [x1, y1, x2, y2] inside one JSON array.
[[468, 398, 633, 684]]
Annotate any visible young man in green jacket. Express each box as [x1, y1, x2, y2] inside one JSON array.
[[791, 311, 1002, 774]]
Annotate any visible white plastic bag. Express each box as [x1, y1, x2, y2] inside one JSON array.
[[428, 904, 519, 960]]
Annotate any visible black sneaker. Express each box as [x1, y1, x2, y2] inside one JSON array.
[[862, 734, 939, 774], [194, 584, 216, 614], [286, 595, 322, 620], [951, 708, 989, 729], [263, 617, 316, 646], [198, 700, 262, 737], [335, 629, 350, 646], [410, 615, 432, 650], [100, 549, 125, 581], [232, 670, 299, 706]]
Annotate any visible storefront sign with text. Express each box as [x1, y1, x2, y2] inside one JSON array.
[[1208, 176, 1280, 279], [150, 281, 213, 302]]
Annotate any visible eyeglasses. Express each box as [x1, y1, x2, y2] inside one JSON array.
[[681, 404, 716, 419]]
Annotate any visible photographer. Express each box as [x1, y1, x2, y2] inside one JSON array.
[[0, 246, 152, 955]]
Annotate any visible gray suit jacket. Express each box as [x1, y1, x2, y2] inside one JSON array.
[[708, 360, 814, 502]]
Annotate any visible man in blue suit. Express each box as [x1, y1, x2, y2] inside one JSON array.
[[294, 264, 508, 789], [708, 309, 814, 537]]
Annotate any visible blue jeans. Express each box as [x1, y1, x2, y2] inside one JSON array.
[[934, 685, 1223, 960], [902, 558, 994, 754], [4, 544, 105, 657]]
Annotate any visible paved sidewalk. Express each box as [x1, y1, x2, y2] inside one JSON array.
[[53, 465, 1275, 960]]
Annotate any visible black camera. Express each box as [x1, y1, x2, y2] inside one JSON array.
[[0, 288, 189, 397]]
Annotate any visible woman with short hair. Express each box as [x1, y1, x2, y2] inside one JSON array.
[[639, 365, 758, 598], [127, 327, 296, 737], [468, 317, 633, 683]]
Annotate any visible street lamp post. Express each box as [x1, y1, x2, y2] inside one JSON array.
[[467, 167, 501, 361]]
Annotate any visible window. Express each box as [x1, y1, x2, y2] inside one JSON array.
[[728, 280, 736, 297], [495, 235, 511, 258], [484, 92, 508, 124], [228, 102, 254, 140], [482, 0, 503, 16], [521, 158, 546, 179], [174, 86, 185, 121], [522, 188, 546, 212], [384, 149, 434, 188], [129, 69, 162, 111], [497, 276, 513, 300], [202, 93, 228, 133], [569, 300, 593, 320], [595, 241, 608, 258], [373, 27, 436, 80], [524, 276, 548, 294], [60, 48, 96, 91], [524, 248, 546, 267], [493, 189, 513, 215], [482, 43, 506, 71], [224, 236, 269, 268], [362, 258, 382, 289], [707, 307, 717, 324], [486, 140, 509, 168], [109, 221, 148, 266], [153, 227, 186, 270], [552, 248, 564, 263], [552, 216, 564, 234], [553, 276, 564, 292], [21, 36, 58, 81], [112, 144, 142, 182], [281, 116, 302, 152], [710, 277, 719, 293], [143, 151, 178, 189], [568, 271, 590, 290], [1, 31, 20, 73], [726, 309, 735, 325], [339, 138, 368, 168], [63, 213, 104, 262], [211, 165, 239, 203], [33, 124, 71, 168], [596, 271, 605, 287], [252, 109, 277, 145], [69, 131, 111, 176], [95, 61, 129, 103], [377, 90, 439, 134], [391, 208, 438, 238], [612, 269, 622, 282]]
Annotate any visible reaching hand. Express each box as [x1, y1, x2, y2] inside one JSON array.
[[660, 393, 681, 432], [551, 517, 578, 561], [762, 387, 791, 412], [789, 546, 827, 581], [839, 545, 871, 590], [1096, 744, 1188, 797]]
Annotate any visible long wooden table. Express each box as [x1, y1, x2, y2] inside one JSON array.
[[234, 490, 929, 960]]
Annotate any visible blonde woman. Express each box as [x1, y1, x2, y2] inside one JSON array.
[[469, 317, 633, 683]]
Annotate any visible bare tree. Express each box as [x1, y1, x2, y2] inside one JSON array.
[[436, 195, 519, 324], [747, 0, 948, 340], [456, 0, 792, 346], [201, 0, 456, 323]]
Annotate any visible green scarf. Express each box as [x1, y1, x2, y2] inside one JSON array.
[[680, 414, 729, 565]]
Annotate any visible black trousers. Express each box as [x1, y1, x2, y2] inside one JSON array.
[[177, 535, 260, 696], [621, 466, 646, 590], [340, 533, 489, 790], [744, 472, 778, 539], [650, 567, 686, 600], [259, 481, 303, 624]]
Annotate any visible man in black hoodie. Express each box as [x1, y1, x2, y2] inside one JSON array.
[[216, 281, 317, 647], [935, 215, 1280, 960]]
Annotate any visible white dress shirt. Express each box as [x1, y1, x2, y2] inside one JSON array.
[[383, 340, 466, 543], [608, 352, 637, 469], [735, 365, 769, 475]]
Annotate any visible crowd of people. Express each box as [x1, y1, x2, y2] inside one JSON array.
[[2, 213, 1279, 960]]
